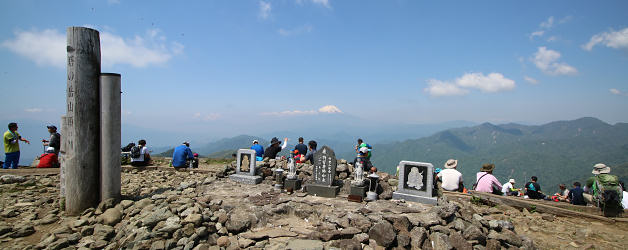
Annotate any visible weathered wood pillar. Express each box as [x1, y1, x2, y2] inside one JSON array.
[[65, 27, 101, 215], [100, 73, 121, 202]]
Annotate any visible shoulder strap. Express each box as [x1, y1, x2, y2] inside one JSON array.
[[473, 173, 489, 189]]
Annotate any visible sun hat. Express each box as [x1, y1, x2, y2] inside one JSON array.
[[445, 159, 458, 169], [46, 125, 57, 130], [509, 179, 515, 184], [46, 147, 55, 153], [480, 163, 495, 172], [592, 163, 611, 175], [270, 137, 281, 145], [252, 140, 259, 144], [182, 141, 190, 146]]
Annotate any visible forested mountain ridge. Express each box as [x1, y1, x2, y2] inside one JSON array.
[[372, 117, 628, 193]]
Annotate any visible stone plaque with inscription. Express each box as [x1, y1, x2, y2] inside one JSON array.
[[229, 149, 261, 184], [306, 146, 340, 198], [392, 161, 437, 204]]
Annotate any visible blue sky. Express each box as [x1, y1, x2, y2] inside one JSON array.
[[1, 0, 628, 138]]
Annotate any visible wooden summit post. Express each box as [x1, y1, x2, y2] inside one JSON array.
[[100, 73, 121, 201], [65, 27, 102, 215]]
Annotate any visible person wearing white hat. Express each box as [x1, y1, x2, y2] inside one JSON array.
[[584, 163, 623, 217], [501, 179, 519, 196], [436, 159, 464, 192]]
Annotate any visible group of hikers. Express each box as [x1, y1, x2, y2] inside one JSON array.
[[2, 122, 60, 169], [3, 121, 626, 216], [434, 159, 627, 216]]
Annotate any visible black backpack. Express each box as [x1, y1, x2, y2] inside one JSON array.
[[130, 146, 142, 158], [122, 143, 136, 152]]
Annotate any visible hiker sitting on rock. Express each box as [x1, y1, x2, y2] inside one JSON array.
[[42, 125, 60, 155], [37, 147, 59, 168], [130, 139, 151, 167], [300, 140, 317, 164], [474, 163, 502, 195], [524, 176, 546, 200], [294, 137, 308, 157], [263, 137, 288, 160], [567, 182, 586, 206], [584, 163, 624, 217], [172, 141, 194, 168], [554, 183, 570, 202], [250, 140, 264, 161], [501, 179, 520, 196], [437, 159, 464, 192]]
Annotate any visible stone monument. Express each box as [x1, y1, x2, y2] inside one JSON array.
[[229, 149, 262, 184], [306, 146, 340, 198], [392, 161, 437, 204], [284, 157, 301, 191], [349, 160, 367, 201]]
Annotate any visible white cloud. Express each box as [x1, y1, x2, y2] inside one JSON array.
[[582, 27, 628, 51], [278, 25, 313, 36], [2, 28, 184, 68], [193, 112, 221, 121], [261, 105, 342, 116], [25, 108, 43, 113], [540, 16, 554, 29], [1, 29, 66, 67], [532, 47, 577, 75], [523, 76, 539, 84], [456, 72, 516, 92], [296, 0, 331, 8], [424, 72, 515, 97], [424, 79, 469, 97], [610, 88, 628, 96], [529, 30, 545, 39], [258, 1, 271, 19]]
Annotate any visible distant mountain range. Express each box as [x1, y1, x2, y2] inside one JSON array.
[[371, 117, 628, 194]]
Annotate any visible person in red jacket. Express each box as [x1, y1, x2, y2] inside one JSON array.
[[37, 147, 59, 168]]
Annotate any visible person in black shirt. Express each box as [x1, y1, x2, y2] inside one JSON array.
[[524, 176, 545, 199], [263, 137, 288, 159], [568, 182, 586, 205], [294, 137, 308, 158]]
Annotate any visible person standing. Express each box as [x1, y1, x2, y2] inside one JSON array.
[[3, 122, 30, 169], [172, 141, 194, 168], [437, 159, 464, 192], [42, 125, 61, 155], [250, 140, 264, 161], [294, 137, 308, 158]]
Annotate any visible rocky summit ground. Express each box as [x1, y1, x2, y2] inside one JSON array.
[[0, 159, 627, 250]]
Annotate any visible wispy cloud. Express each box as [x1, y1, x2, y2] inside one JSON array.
[[258, 1, 271, 20], [531, 47, 577, 76], [261, 105, 342, 116], [193, 112, 222, 121], [529, 16, 570, 40], [296, 0, 331, 8], [610, 88, 628, 96], [278, 24, 313, 36], [1, 28, 184, 68], [424, 72, 516, 97], [25, 108, 43, 113], [582, 27, 628, 51], [523, 76, 539, 84]]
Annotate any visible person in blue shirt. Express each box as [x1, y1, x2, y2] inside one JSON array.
[[250, 140, 264, 161], [172, 141, 194, 168]]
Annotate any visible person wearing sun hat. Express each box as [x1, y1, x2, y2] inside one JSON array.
[[474, 163, 502, 194], [502, 178, 519, 196], [584, 163, 623, 213], [263, 137, 288, 160], [437, 159, 464, 192]]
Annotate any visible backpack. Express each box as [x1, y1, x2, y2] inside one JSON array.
[[594, 174, 624, 217], [122, 143, 136, 152], [130, 145, 142, 158]]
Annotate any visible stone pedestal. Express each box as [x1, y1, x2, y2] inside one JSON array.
[[229, 174, 262, 184], [285, 179, 302, 191], [350, 185, 367, 198], [306, 184, 340, 198], [392, 192, 437, 204]]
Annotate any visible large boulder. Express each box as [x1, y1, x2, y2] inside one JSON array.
[[225, 209, 251, 233], [368, 221, 396, 247], [98, 208, 122, 226]]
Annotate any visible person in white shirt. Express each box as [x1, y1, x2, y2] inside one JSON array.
[[437, 159, 464, 192], [131, 139, 151, 167], [502, 179, 519, 196]]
